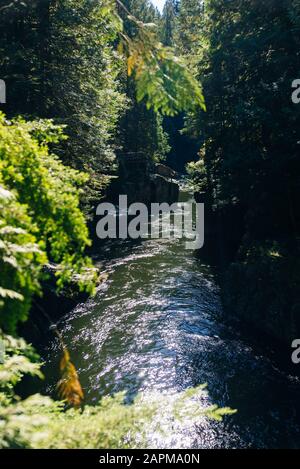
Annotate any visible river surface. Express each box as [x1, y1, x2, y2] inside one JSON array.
[[44, 189, 300, 449]]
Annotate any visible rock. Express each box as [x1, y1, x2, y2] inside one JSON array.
[[155, 163, 178, 179]]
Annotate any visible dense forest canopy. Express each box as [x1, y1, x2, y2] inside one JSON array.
[[185, 0, 300, 346]]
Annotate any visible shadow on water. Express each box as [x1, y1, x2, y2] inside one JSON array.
[[43, 189, 300, 449]]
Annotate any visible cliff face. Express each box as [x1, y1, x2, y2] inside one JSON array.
[[111, 155, 179, 205]]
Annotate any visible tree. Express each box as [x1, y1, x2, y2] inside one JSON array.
[[185, 0, 300, 224], [0, 0, 205, 207], [0, 334, 236, 448], [184, 0, 300, 339], [161, 0, 179, 46], [177, 0, 204, 55]]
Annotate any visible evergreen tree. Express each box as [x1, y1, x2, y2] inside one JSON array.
[[161, 0, 179, 46], [118, 0, 171, 161], [177, 0, 204, 55], [0, 0, 126, 211]]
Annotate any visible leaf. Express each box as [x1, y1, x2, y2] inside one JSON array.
[[115, 5, 206, 115], [57, 349, 84, 408], [143, 23, 158, 29], [0, 355, 43, 386]]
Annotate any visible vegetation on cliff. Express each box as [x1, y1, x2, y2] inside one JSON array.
[[0, 0, 236, 449]]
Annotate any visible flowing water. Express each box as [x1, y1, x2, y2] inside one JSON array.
[[44, 188, 300, 449]]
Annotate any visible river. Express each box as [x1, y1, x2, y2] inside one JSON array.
[[44, 188, 300, 449]]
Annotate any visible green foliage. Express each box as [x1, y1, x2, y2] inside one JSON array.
[[48, 0, 127, 188], [0, 334, 42, 395], [0, 0, 205, 205], [183, 0, 300, 340], [190, 0, 300, 213], [161, 0, 179, 47], [0, 335, 236, 449], [0, 184, 46, 333], [0, 115, 97, 333], [154, 113, 171, 161], [177, 0, 204, 56], [186, 153, 208, 193], [126, 27, 206, 116]]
